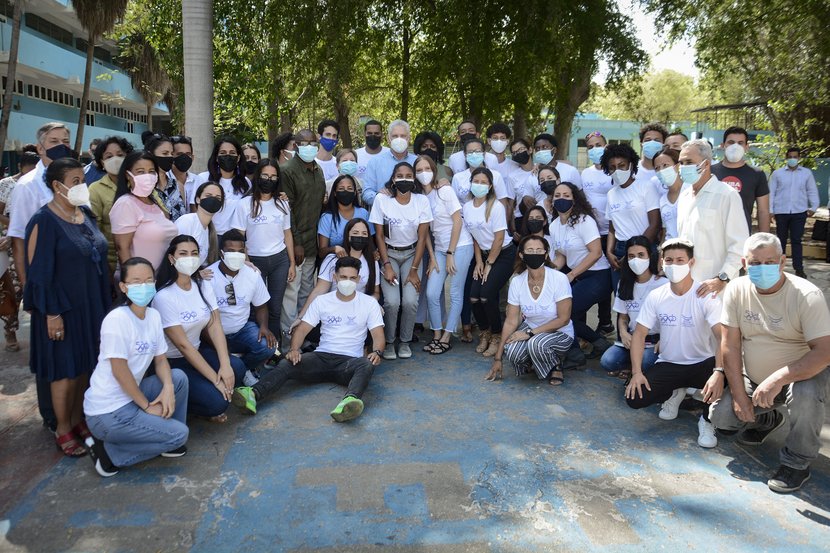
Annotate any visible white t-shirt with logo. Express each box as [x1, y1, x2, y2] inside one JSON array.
[[462, 199, 512, 250], [315, 156, 339, 181], [232, 196, 292, 257], [427, 187, 473, 252], [153, 280, 218, 359], [175, 213, 210, 266], [636, 281, 722, 365], [579, 165, 613, 235], [553, 161, 583, 188], [507, 267, 574, 338], [491, 157, 519, 185], [318, 253, 380, 294], [451, 168, 510, 204], [605, 179, 660, 241], [369, 193, 433, 247], [356, 146, 389, 180], [194, 174, 250, 235], [613, 275, 667, 333], [448, 150, 499, 175], [84, 306, 168, 416], [206, 262, 271, 334], [547, 214, 611, 272], [302, 291, 385, 358], [512, 172, 547, 218]]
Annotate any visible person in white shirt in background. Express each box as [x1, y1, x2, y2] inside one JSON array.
[[636, 122, 669, 185], [485, 122, 516, 184], [314, 119, 340, 181], [653, 147, 689, 242], [324, 149, 361, 202], [84, 257, 189, 477], [448, 120, 498, 174], [676, 139, 748, 297], [270, 132, 296, 166], [625, 238, 725, 449], [196, 136, 251, 235], [355, 119, 388, 180], [768, 146, 819, 279], [508, 138, 540, 237], [206, 230, 277, 388], [175, 181, 224, 269], [241, 143, 261, 176], [665, 131, 688, 153], [532, 133, 582, 187], [168, 135, 202, 213]]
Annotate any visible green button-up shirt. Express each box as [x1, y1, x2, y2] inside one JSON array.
[[281, 155, 325, 258]]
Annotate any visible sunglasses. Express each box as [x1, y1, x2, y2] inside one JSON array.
[[225, 283, 236, 306]]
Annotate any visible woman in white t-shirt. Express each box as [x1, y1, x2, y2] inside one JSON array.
[[486, 235, 574, 385], [521, 205, 549, 238], [462, 167, 516, 358], [537, 165, 562, 220], [84, 257, 189, 477], [451, 138, 512, 216], [232, 160, 296, 338], [196, 136, 251, 235], [152, 235, 246, 422], [653, 147, 687, 242], [548, 182, 613, 366], [600, 236, 665, 379], [175, 181, 223, 268], [369, 162, 433, 360], [417, 155, 474, 354]]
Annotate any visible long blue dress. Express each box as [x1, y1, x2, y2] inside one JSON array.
[[23, 206, 110, 381]]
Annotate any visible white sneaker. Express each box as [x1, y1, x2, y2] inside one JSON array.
[[697, 416, 718, 448], [658, 388, 687, 420], [243, 370, 259, 387], [397, 343, 412, 359], [686, 387, 704, 401], [382, 343, 397, 360]]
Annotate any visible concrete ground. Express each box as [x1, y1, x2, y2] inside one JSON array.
[[2, 261, 830, 552]]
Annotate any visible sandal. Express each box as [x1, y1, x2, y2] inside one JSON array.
[[422, 339, 440, 352], [5, 331, 19, 352], [548, 371, 564, 387], [616, 370, 632, 381], [460, 326, 473, 343], [72, 421, 92, 441], [55, 431, 87, 457], [429, 341, 452, 355]]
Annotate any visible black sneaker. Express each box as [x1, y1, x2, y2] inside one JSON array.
[[84, 437, 119, 477], [768, 465, 811, 493], [737, 410, 785, 446], [597, 323, 615, 336], [160, 445, 188, 458], [561, 347, 587, 370], [795, 270, 808, 279]]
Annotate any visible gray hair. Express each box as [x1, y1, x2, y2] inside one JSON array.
[[36, 122, 70, 144], [388, 119, 410, 138], [743, 232, 783, 257], [681, 139, 713, 162]]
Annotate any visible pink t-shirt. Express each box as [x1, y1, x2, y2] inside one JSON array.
[[109, 194, 178, 270]]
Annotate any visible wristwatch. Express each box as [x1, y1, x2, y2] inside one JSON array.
[[446, 251, 454, 256], [717, 272, 730, 282], [713, 367, 725, 374], [526, 328, 535, 337], [372, 349, 383, 357]]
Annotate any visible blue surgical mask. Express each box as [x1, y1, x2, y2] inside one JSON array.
[[642, 141, 663, 160], [466, 152, 485, 167], [470, 183, 490, 198], [657, 166, 678, 188], [320, 137, 338, 152], [125, 282, 156, 307], [748, 264, 781, 289], [679, 162, 705, 185], [786, 158, 799, 168], [297, 144, 317, 163], [339, 160, 358, 176], [588, 146, 605, 165], [533, 149, 553, 165]]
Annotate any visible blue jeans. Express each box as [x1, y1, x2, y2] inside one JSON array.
[[168, 346, 246, 417], [426, 244, 474, 334], [85, 370, 189, 467], [610, 240, 627, 295], [600, 344, 659, 373], [225, 320, 276, 371]]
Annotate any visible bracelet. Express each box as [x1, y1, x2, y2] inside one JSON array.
[[410, 266, 418, 272], [383, 260, 391, 266], [494, 358, 502, 363], [446, 251, 454, 256], [372, 349, 383, 357], [485, 260, 494, 266], [143, 401, 151, 411], [713, 367, 725, 374]]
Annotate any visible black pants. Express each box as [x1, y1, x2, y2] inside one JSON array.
[[626, 357, 715, 409], [466, 244, 516, 334], [597, 234, 612, 327], [775, 212, 807, 270], [253, 352, 374, 401]]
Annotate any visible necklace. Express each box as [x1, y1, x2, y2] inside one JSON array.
[[528, 274, 544, 294], [52, 200, 80, 224]]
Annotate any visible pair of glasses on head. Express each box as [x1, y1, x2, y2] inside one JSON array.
[[225, 283, 236, 306], [170, 135, 192, 145]]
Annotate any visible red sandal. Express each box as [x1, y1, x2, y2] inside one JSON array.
[[72, 421, 92, 441], [55, 431, 87, 457]]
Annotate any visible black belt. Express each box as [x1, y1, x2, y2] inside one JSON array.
[[644, 333, 660, 344], [387, 242, 416, 251]]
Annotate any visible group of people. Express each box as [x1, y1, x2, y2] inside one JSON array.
[[1, 117, 827, 495]]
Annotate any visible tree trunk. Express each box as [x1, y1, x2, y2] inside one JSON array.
[[146, 102, 153, 132], [333, 85, 351, 149], [74, 33, 95, 154], [0, 0, 22, 153], [513, 107, 527, 141], [553, 66, 592, 161], [182, 0, 214, 166], [280, 112, 292, 134], [400, 9, 411, 121]]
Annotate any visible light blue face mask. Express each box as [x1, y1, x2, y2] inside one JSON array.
[[533, 149, 553, 165], [748, 264, 781, 289], [470, 183, 490, 198], [786, 158, 799, 168], [679, 162, 705, 185], [125, 282, 156, 307], [339, 160, 358, 176], [297, 144, 318, 163], [466, 152, 485, 167], [643, 140, 663, 160], [588, 146, 605, 165]]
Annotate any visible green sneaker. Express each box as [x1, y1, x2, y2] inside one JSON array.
[[330, 396, 364, 422], [232, 387, 257, 415]]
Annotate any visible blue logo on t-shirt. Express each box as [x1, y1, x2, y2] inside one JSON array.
[[180, 311, 198, 322], [135, 340, 151, 354], [658, 313, 677, 326]]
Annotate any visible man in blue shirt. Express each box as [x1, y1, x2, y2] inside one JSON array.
[[361, 120, 417, 207]]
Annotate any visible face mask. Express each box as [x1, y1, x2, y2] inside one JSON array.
[[245, 160, 259, 174], [390, 137, 409, 154], [283, 149, 296, 158], [748, 264, 781, 289], [339, 160, 358, 176], [460, 132, 477, 144], [657, 166, 678, 188], [349, 236, 369, 251], [523, 253, 546, 270], [786, 158, 799, 168], [416, 171, 434, 185], [663, 263, 690, 283], [174, 255, 201, 276], [335, 190, 356, 205], [320, 137, 338, 152], [533, 149, 553, 165], [628, 257, 650, 276], [512, 151, 530, 165], [256, 178, 277, 194], [421, 149, 438, 163], [588, 146, 605, 165], [222, 251, 246, 272], [470, 183, 489, 198], [724, 143, 745, 163], [45, 144, 75, 161], [103, 156, 125, 175], [337, 279, 357, 296], [297, 144, 318, 162], [642, 141, 663, 160], [198, 196, 222, 214], [466, 152, 484, 167], [218, 155, 238, 172], [59, 182, 90, 207], [526, 219, 545, 234], [540, 180, 558, 196], [490, 139, 508, 154], [365, 135, 382, 150], [173, 154, 193, 172], [679, 162, 705, 185], [612, 168, 631, 186], [125, 282, 156, 307], [553, 198, 573, 213], [155, 155, 175, 172], [129, 171, 158, 197], [395, 179, 415, 194]]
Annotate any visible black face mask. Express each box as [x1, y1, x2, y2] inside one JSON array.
[[349, 236, 369, 251], [540, 180, 558, 195], [217, 155, 238, 172], [512, 151, 530, 165], [460, 132, 477, 144], [154, 155, 174, 172], [365, 135, 382, 150], [335, 190, 356, 206], [198, 196, 223, 214], [245, 160, 259, 174], [256, 178, 277, 194], [173, 154, 193, 172], [420, 148, 439, 163], [45, 144, 76, 161], [526, 219, 545, 234], [395, 180, 415, 194], [523, 253, 546, 270]]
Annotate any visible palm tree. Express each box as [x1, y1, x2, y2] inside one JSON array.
[[182, 0, 214, 165], [71, 0, 129, 153], [0, 0, 23, 155], [118, 33, 171, 133]]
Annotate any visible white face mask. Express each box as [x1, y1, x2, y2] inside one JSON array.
[[612, 168, 631, 186], [103, 155, 125, 175], [174, 256, 201, 276], [222, 251, 246, 272], [60, 182, 90, 207], [657, 166, 678, 188], [663, 263, 690, 283], [724, 143, 745, 163], [628, 257, 650, 276], [336, 279, 357, 296], [284, 149, 296, 158], [390, 137, 409, 154], [490, 139, 508, 154], [416, 171, 434, 185]]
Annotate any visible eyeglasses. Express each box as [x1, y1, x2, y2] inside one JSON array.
[[296, 141, 318, 147], [259, 175, 279, 182], [225, 283, 236, 306], [148, 133, 169, 142], [170, 135, 192, 145]]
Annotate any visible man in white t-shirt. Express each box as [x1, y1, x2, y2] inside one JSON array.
[[314, 119, 340, 181], [448, 120, 498, 174], [355, 119, 389, 180], [206, 230, 277, 384], [625, 238, 726, 449], [232, 257, 385, 422]]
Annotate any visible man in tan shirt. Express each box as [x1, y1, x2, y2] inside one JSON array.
[[711, 233, 830, 493]]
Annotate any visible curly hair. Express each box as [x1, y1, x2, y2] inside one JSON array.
[[600, 144, 640, 177], [551, 182, 597, 228], [639, 122, 668, 142]]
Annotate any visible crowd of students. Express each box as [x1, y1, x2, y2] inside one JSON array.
[[1, 118, 828, 496]]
